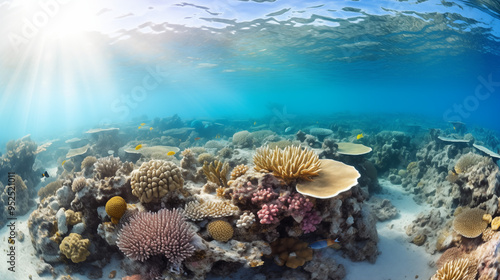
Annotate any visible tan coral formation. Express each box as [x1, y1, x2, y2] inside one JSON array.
[[207, 220, 234, 242], [59, 233, 91, 263], [269, 237, 313, 269], [431, 258, 477, 280], [184, 200, 239, 221], [454, 152, 484, 174], [203, 160, 229, 187], [452, 208, 488, 238], [253, 145, 321, 182], [296, 159, 360, 199], [231, 164, 249, 180], [130, 160, 184, 203]]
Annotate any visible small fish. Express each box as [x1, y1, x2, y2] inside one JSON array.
[[135, 144, 143, 150], [167, 151, 176, 156], [215, 134, 221, 139], [285, 127, 292, 133], [253, 121, 257, 125], [308, 238, 340, 250], [61, 160, 66, 166], [149, 127, 153, 131], [356, 133, 364, 140], [141, 123, 146, 126], [453, 126, 456, 130], [42, 171, 49, 178], [138, 126, 142, 129], [108, 150, 114, 155], [194, 137, 201, 141]]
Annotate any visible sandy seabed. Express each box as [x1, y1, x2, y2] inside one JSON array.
[[0, 180, 439, 280]]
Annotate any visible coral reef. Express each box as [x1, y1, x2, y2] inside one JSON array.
[[59, 233, 91, 263], [130, 160, 184, 203]]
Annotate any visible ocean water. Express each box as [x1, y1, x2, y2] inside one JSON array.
[[1, 1, 500, 280], [1, 0, 499, 147]]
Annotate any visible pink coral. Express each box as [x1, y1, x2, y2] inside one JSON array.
[[251, 187, 278, 204], [116, 209, 195, 270], [285, 193, 313, 222], [257, 203, 280, 224], [301, 211, 322, 234], [232, 181, 258, 204]]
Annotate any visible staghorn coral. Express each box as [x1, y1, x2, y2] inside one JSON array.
[[203, 160, 229, 188], [116, 208, 195, 269], [95, 156, 122, 179], [454, 152, 484, 174], [253, 145, 321, 183], [207, 220, 234, 242], [105, 196, 127, 224], [431, 258, 477, 280], [270, 237, 313, 269], [231, 164, 249, 180], [453, 208, 488, 238], [184, 200, 239, 221], [71, 177, 87, 192], [59, 233, 91, 263], [130, 160, 184, 203]]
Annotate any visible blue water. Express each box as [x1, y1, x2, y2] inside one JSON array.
[[0, 0, 499, 147]]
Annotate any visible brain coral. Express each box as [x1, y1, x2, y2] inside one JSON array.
[[116, 209, 195, 268], [452, 208, 488, 238], [207, 220, 234, 242], [253, 145, 321, 183], [431, 258, 477, 280], [106, 196, 127, 224], [130, 160, 184, 203], [59, 233, 91, 263]]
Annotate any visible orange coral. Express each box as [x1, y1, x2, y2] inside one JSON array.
[[270, 238, 313, 269], [105, 196, 127, 224]]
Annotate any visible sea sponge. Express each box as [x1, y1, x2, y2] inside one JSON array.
[[105, 196, 127, 224], [454, 152, 484, 174], [81, 156, 97, 170], [431, 258, 477, 280], [65, 210, 83, 226], [253, 145, 321, 183], [452, 208, 488, 238], [207, 220, 233, 242], [71, 177, 87, 192], [491, 217, 500, 230], [231, 164, 249, 180], [296, 159, 360, 199], [270, 238, 313, 269], [59, 233, 91, 263], [203, 160, 229, 187], [184, 200, 239, 221], [130, 160, 184, 203]]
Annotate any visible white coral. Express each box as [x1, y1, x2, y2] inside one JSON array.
[[236, 212, 256, 229]]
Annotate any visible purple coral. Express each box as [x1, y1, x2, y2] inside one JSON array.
[[301, 211, 322, 234], [116, 209, 195, 269], [257, 203, 280, 224], [251, 187, 278, 204]]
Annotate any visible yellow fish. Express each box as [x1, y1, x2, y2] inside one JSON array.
[[253, 121, 257, 125], [138, 126, 142, 129], [167, 151, 176, 156], [141, 123, 146, 126], [62, 160, 66, 166], [215, 134, 221, 139], [356, 133, 364, 140], [135, 144, 143, 150], [453, 126, 456, 130], [150, 127, 153, 131]]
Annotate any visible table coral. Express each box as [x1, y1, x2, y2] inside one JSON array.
[[59, 233, 91, 263]]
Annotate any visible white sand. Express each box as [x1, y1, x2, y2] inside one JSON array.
[[335, 179, 439, 280], [1, 179, 440, 280]]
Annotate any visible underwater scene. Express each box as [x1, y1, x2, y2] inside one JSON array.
[[1, 0, 500, 279]]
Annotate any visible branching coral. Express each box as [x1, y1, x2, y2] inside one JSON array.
[[130, 160, 184, 203], [253, 145, 321, 183], [431, 258, 477, 280], [203, 160, 229, 188], [231, 164, 249, 180], [184, 200, 239, 221], [116, 209, 195, 269], [236, 211, 256, 229], [257, 203, 280, 224]]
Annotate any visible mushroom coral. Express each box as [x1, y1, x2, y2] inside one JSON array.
[[296, 159, 360, 199]]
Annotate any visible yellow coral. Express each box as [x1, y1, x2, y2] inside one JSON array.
[[207, 220, 233, 242], [491, 217, 500, 231], [253, 145, 321, 183], [231, 164, 249, 180], [65, 210, 83, 226], [431, 258, 477, 280], [59, 233, 90, 263], [270, 238, 313, 269], [105, 196, 127, 224]]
